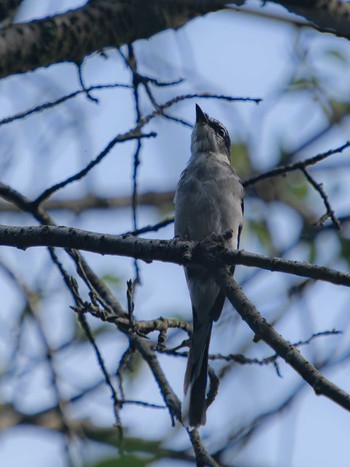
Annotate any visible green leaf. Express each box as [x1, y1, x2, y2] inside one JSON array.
[[230, 141, 251, 179], [339, 238, 350, 267], [84, 428, 162, 454], [287, 77, 311, 91], [308, 241, 317, 264], [101, 273, 122, 286], [328, 99, 350, 123], [285, 175, 308, 201], [249, 219, 274, 253], [92, 455, 151, 467], [322, 48, 349, 65]]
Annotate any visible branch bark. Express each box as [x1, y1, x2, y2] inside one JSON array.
[[2, 0, 350, 81], [0, 185, 215, 464], [0, 0, 22, 22], [269, 0, 350, 37], [0, 0, 231, 79], [218, 271, 350, 412], [0, 224, 350, 287]]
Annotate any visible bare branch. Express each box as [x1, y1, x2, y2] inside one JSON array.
[[1, 0, 350, 82], [33, 131, 157, 206], [0, 0, 233, 79], [27, 92, 258, 206], [130, 334, 181, 425], [268, 0, 350, 38], [210, 329, 341, 369], [0, 192, 174, 214], [0, 183, 213, 464], [0, 0, 22, 23], [0, 83, 131, 128], [1, 224, 350, 287], [216, 271, 350, 413], [244, 141, 350, 187], [301, 167, 341, 230], [76, 310, 122, 430], [188, 428, 220, 467]]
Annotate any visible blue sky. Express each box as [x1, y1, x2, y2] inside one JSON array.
[[1, 1, 350, 466]]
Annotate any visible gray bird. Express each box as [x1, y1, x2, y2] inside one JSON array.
[[174, 104, 244, 427]]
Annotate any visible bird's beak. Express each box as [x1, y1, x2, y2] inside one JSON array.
[[196, 104, 208, 124]]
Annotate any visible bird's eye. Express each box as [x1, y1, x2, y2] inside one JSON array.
[[217, 127, 226, 138]]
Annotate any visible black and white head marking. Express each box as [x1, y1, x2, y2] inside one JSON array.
[[207, 116, 231, 154], [192, 104, 231, 161]]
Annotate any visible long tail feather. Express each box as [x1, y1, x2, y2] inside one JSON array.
[[183, 320, 212, 427]]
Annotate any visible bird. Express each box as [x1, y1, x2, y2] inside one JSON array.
[[174, 104, 244, 427]]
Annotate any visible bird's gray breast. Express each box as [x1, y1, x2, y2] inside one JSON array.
[[174, 157, 243, 249]]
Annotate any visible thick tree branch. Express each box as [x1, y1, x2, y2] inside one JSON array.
[[0, 0, 21, 23], [0, 224, 350, 287], [269, 0, 350, 38], [0, 0, 350, 80], [0, 0, 232, 79], [0, 184, 214, 463]]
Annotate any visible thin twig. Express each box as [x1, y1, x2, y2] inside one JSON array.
[[244, 141, 350, 187], [33, 131, 156, 206], [77, 311, 122, 432], [188, 428, 220, 467], [126, 280, 134, 324], [124, 217, 174, 236], [301, 167, 341, 230], [77, 63, 99, 103], [0, 83, 131, 127], [116, 346, 133, 401], [128, 44, 143, 286]]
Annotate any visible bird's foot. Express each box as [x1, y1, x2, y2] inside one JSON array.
[[210, 229, 233, 242]]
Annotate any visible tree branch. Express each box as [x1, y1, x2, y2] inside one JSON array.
[[0, 224, 350, 287], [216, 271, 350, 412], [301, 167, 341, 230], [188, 428, 220, 467], [0, 184, 213, 463], [0, 192, 174, 213], [244, 141, 350, 188], [1, 0, 350, 81], [0, 0, 22, 23], [269, 0, 350, 38], [0, 0, 232, 79]]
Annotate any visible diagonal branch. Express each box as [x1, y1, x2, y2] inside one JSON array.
[[0, 0, 22, 23], [269, 0, 350, 38], [1, 0, 350, 81], [33, 131, 157, 206], [130, 334, 181, 425], [0, 0, 233, 79], [301, 167, 341, 230], [244, 141, 350, 188], [28, 92, 258, 206], [188, 428, 220, 467], [216, 270, 350, 412], [0, 182, 214, 465], [0, 83, 132, 127]]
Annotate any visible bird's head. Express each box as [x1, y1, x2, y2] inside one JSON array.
[[191, 104, 231, 161]]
